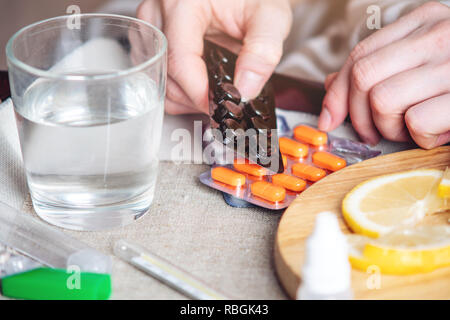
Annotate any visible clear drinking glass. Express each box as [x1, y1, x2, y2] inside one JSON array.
[[6, 14, 167, 231]]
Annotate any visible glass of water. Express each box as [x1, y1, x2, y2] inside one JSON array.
[[6, 14, 167, 230]]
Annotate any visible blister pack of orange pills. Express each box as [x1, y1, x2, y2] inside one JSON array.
[[200, 124, 380, 209]]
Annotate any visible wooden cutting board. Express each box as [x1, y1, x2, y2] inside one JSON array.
[[274, 146, 450, 300]]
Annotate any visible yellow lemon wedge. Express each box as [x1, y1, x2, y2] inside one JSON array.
[[342, 169, 448, 238], [438, 167, 450, 199], [348, 226, 450, 275]]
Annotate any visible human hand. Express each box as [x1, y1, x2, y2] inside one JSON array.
[[137, 0, 292, 115], [319, 2, 450, 149]]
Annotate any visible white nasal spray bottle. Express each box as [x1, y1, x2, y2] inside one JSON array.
[[297, 211, 353, 300]]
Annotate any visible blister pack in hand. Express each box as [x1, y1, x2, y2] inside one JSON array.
[[204, 40, 283, 173]]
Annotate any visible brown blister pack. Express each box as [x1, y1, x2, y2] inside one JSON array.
[[203, 40, 284, 173]]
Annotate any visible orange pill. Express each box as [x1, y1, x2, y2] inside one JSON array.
[[294, 125, 328, 146], [312, 151, 346, 171], [279, 137, 308, 158], [211, 167, 245, 187], [292, 163, 326, 182], [251, 181, 286, 203], [233, 159, 267, 177], [272, 174, 306, 192]]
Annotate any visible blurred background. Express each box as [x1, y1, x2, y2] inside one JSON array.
[[0, 0, 141, 70]]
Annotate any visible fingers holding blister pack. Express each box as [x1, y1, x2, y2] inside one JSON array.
[[200, 42, 381, 210]]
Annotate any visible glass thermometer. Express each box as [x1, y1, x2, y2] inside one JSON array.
[[114, 240, 230, 300]]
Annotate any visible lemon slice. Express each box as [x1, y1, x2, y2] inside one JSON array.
[[438, 167, 450, 199], [342, 169, 448, 238], [348, 226, 450, 275]]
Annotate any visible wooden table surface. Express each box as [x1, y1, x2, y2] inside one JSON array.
[[275, 146, 450, 299]]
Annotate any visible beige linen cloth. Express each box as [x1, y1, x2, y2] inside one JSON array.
[[0, 0, 440, 299]]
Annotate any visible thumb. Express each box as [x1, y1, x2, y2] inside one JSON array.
[[234, 4, 292, 100]]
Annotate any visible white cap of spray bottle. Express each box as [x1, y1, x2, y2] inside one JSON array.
[[297, 211, 353, 300]]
